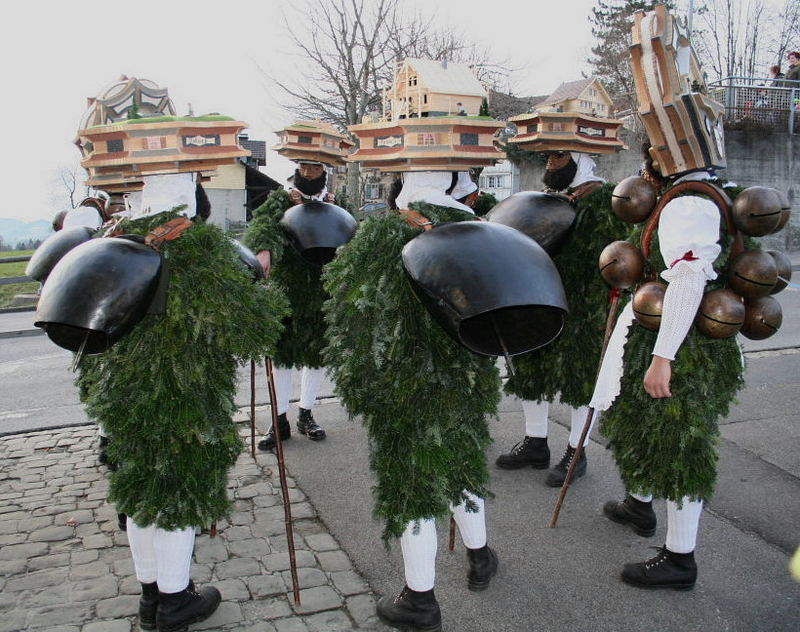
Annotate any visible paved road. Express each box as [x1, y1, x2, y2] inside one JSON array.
[[1, 286, 798, 631]]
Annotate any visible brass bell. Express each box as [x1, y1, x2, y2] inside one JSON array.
[[731, 186, 782, 236], [766, 250, 792, 294], [598, 241, 645, 289], [694, 289, 745, 338], [727, 250, 777, 298], [611, 176, 657, 224], [632, 281, 667, 331], [769, 188, 791, 234], [740, 296, 783, 340]]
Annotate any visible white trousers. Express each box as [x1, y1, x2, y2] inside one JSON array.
[[399, 491, 487, 591], [272, 366, 325, 414], [126, 519, 195, 593], [521, 399, 599, 448]]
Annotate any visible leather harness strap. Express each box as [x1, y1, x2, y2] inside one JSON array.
[[641, 181, 743, 260], [398, 209, 434, 231], [144, 217, 194, 251]]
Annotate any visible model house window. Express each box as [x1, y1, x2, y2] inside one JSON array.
[[417, 133, 436, 145], [460, 133, 479, 145], [143, 136, 166, 150], [549, 123, 564, 132], [298, 135, 313, 144], [365, 183, 383, 199], [107, 139, 124, 152]]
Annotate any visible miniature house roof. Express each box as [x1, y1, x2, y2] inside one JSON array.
[[272, 120, 354, 166], [400, 58, 487, 97], [348, 117, 505, 171], [537, 78, 611, 109], [75, 77, 250, 192], [509, 111, 626, 154]]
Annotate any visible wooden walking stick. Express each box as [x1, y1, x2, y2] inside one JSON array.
[[448, 517, 456, 552], [549, 288, 622, 528], [250, 359, 257, 459], [265, 357, 301, 604]]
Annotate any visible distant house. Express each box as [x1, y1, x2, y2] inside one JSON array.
[[205, 133, 281, 231], [384, 58, 487, 119], [478, 160, 520, 201], [536, 78, 614, 117]]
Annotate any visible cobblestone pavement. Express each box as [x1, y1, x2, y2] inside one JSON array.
[[0, 412, 388, 632]]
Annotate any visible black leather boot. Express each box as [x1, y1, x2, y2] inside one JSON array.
[[257, 413, 291, 451], [466, 545, 498, 591], [138, 581, 159, 630], [603, 494, 657, 537], [545, 444, 587, 487], [495, 436, 550, 469], [156, 581, 221, 632], [296, 407, 326, 441], [376, 585, 441, 632], [118, 513, 128, 532], [621, 546, 697, 590]]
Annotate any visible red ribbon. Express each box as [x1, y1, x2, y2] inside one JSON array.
[[669, 250, 699, 269]]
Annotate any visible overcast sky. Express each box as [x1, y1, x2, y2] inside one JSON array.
[[1, 0, 696, 222]]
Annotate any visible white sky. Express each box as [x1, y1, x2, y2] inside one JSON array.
[[0, 0, 693, 222]]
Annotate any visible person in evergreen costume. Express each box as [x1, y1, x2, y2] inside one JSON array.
[[496, 152, 630, 487], [593, 157, 744, 590], [245, 159, 337, 450], [77, 172, 288, 630], [591, 4, 745, 589], [323, 171, 500, 632]]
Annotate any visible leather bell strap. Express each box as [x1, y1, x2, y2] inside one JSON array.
[[398, 209, 483, 231], [144, 217, 194, 251], [640, 180, 744, 262]]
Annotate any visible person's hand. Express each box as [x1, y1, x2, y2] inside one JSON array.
[[324, 192, 336, 203], [256, 250, 271, 278], [643, 355, 672, 398], [288, 189, 302, 204]]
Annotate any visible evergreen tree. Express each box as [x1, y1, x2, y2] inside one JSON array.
[[479, 97, 490, 117], [587, 1, 674, 112]]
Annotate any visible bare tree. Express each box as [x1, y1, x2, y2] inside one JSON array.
[[256, 0, 506, 208], [51, 163, 87, 213], [692, 0, 800, 82]]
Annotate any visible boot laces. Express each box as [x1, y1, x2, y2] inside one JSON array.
[[644, 546, 669, 570], [557, 445, 576, 469]]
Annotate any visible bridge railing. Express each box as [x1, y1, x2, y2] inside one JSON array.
[[708, 76, 800, 133]]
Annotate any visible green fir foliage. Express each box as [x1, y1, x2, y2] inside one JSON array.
[[78, 211, 288, 529], [472, 192, 497, 217], [505, 183, 633, 406], [244, 188, 338, 368], [322, 203, 501, 540]]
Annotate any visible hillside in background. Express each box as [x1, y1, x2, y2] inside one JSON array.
[[0, 219, 52, 249]]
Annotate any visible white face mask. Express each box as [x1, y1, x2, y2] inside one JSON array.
[[130, 173, 197, 220]]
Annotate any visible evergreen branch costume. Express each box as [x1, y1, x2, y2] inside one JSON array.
[[600, 195, 746, 502], [505, 183, 631, 406], [244, 188, 330, 369], [79, 210, 289, 530], [322, 203, 501, 540]]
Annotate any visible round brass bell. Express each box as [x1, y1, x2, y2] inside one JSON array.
[[611, 176, 657, 224], [727, 250, 777, 298], [731, 186, 782, 236], [632, 281, 667, 331], [768, 188, 791, 234], [740, 296, 783, 340], [766, 250, 792, 294], [694, 289, 745, 338], [598, 241, 645, 289]]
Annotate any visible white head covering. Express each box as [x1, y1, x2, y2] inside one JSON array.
[[450, 172, 478, 201], [569, 153, 605, 189], [395, 172, 474, 214], [131, 173, 197, 220], [62, 206, 103, 230]]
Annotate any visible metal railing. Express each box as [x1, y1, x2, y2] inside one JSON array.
[[708, 76, 800, 133], [0, 254, 33, 286]]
